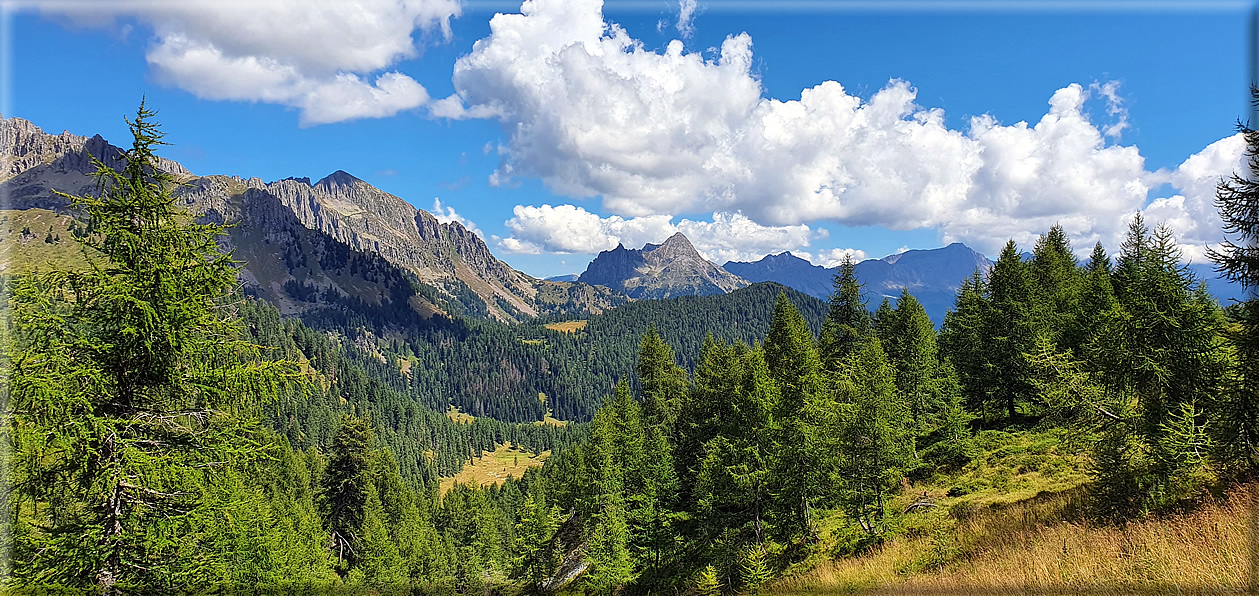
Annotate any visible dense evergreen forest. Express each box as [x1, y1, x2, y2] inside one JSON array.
[[297, 274, 826, 424], [5, 103, 1257, 594]]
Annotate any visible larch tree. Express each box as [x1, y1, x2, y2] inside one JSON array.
[[1208, 85, 1259, 470], [7, 102, 299, 592], [819, 254, 871, 369]]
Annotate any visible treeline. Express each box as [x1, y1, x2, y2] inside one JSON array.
[[7, 101, 1257, 594], [480, 216, 1258, 594]]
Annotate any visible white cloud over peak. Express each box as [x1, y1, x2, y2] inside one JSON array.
[[44, 0, 460, 125], [797, 248, 869, 268], [431, 198, 483, 237], [499, 204, 818, 264], [438, 0, 1239, 258]]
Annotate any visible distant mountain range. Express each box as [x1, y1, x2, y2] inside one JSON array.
[[2, 114, 1245, 329], [724, 243, 993, 324]]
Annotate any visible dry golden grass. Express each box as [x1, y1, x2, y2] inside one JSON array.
[[770, 484, 1256, 595], [446, 406, 475, 425], [544, 320, 588, 334], [536, 412, 568, 427], [439, 442, 550, 495]]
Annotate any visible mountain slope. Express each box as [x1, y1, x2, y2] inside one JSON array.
[[724, 243, 993, 324], [578, 232, 749, 299], [0, 115, 624, 320]]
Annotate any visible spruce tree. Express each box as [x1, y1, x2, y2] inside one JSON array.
[[940, 270, 991, 416], [886, 289, 939, 437], [762, 294, 825, 540], [985, 239, 1035, 421], [836, 338, 911, 536], [636, 325, 689, 429]]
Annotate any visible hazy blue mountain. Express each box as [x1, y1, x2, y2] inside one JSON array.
[[723, 243, 993, 325], [547, 273, 581, 282], [723, 251, 834, 298]]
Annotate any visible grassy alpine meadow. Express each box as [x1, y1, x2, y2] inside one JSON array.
[[770, 482, 1254, 595], [438, 442, 551, 495]]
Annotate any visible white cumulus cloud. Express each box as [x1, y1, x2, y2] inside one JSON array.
[[431, 197, 483, 238], [437, 0, 1236, 258], [500, 204, 818, 264], [1139, 133, 1247, 264], [796, 248, 869, 268], [42, 0, 460, 125]]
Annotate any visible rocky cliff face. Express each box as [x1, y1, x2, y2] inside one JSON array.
[[0, 115, 622, 321], [578, 232, 748, 299]]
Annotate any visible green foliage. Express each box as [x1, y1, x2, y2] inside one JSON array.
[[819, 254, 872, 368], [6, 102, 303, 592], [739, 543, 772, 596], [834, 339, 913, 536], [1208, 86, 1259, 471], [694, 564, 722, 596]]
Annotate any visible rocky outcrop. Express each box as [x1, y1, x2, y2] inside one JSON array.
[[578, 232, 749, 299], [0, 115, 625, 321]]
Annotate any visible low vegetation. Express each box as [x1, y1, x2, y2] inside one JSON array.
[[438, 442, 550, 495]]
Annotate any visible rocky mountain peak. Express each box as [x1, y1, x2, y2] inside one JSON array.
[[578, 233, 747, 299], [315, 169, 363, 189], [649, 231, 701, 261]]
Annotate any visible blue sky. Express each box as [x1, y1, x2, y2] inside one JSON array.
[[4, 0, 1253, 278]]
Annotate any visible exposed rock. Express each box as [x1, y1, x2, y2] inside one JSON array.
[[0, 115, 625, 321], [578, 232, 748, 299]]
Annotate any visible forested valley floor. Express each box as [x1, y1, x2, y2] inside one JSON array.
[[4, 104, 1258, 595]]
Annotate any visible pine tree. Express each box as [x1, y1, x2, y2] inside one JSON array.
[[940, 270, 991, 416], [1030, 224, 1083, 352], [739, 543, 772, 596], [886, 289, 939, 437], [763, 294, 824, 540], [513, 489, 558, 590], [7, 101, 300, 591], [836, 339, 912, 536], [694, 564, 722, 596], [1208, 86, 1259, 469], [321, 415, 375, 574]]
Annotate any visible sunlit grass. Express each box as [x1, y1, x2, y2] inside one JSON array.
[[439, 442, 550, 496]]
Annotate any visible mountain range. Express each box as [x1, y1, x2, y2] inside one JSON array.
[[577, 232, 748, 299], [2, 114, 1245, 328], [0, 115, 625, 321], [724, 244, 993, 324]]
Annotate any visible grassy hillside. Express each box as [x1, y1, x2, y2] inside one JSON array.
[[438, 442, 550, 495], [0, 209, 92, 273], [772, 483, 1251, 594], [768, 429, 1247, 595]]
